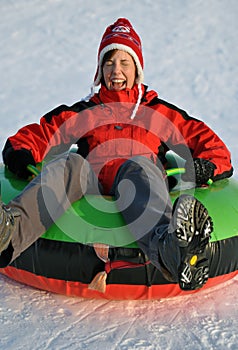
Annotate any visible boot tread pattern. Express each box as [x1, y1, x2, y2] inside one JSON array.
[[172, 195, 213, 291]]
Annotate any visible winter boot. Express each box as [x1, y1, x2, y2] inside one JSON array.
[[0, 202, 20, 255], [171, 194, 212, 291]]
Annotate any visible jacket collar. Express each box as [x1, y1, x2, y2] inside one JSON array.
[[91, 84, 157, 106]]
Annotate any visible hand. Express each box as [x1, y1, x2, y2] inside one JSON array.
[[5, 149, 36, 179], [182, 158, 216, 186]]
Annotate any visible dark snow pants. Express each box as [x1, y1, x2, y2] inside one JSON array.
[[0, 153, 181, 281]]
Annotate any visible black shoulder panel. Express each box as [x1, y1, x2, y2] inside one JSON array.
[[43, 100, 97, 123], [147, 96, 199, 122]]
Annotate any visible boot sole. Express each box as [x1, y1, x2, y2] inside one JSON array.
[[172, 194, 213, 290]]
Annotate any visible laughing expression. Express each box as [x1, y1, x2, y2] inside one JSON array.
[[102, 50, 136, 91]]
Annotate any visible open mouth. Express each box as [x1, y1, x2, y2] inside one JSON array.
[[111, 79, 126, 91]]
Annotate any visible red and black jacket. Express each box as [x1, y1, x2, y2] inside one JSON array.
[[2, 84, 233, 193]]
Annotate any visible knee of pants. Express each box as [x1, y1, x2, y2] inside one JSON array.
[[125, 156, 152, 167], [66, 152, 89, 169], [119, 156, 163, 177], [66, 153, 101, 194], [66, 153, 90, 173], [44, 153, 88, 173]]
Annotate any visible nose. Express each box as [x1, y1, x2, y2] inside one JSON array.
[[111, 61, 121, 75]]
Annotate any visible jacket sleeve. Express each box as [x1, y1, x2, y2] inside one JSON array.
[[2, 102, 92, 174], [155, 99, 233, 181]]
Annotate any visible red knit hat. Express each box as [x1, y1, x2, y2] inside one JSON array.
[[94, 18, 144, 86]]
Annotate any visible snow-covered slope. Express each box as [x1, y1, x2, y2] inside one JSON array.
[[0, 0, 238, 349]]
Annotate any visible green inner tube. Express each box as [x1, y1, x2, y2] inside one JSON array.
[[1, 159, 238, 248]]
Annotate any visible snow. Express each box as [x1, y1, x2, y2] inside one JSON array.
[[0, 0, 238, 349]]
